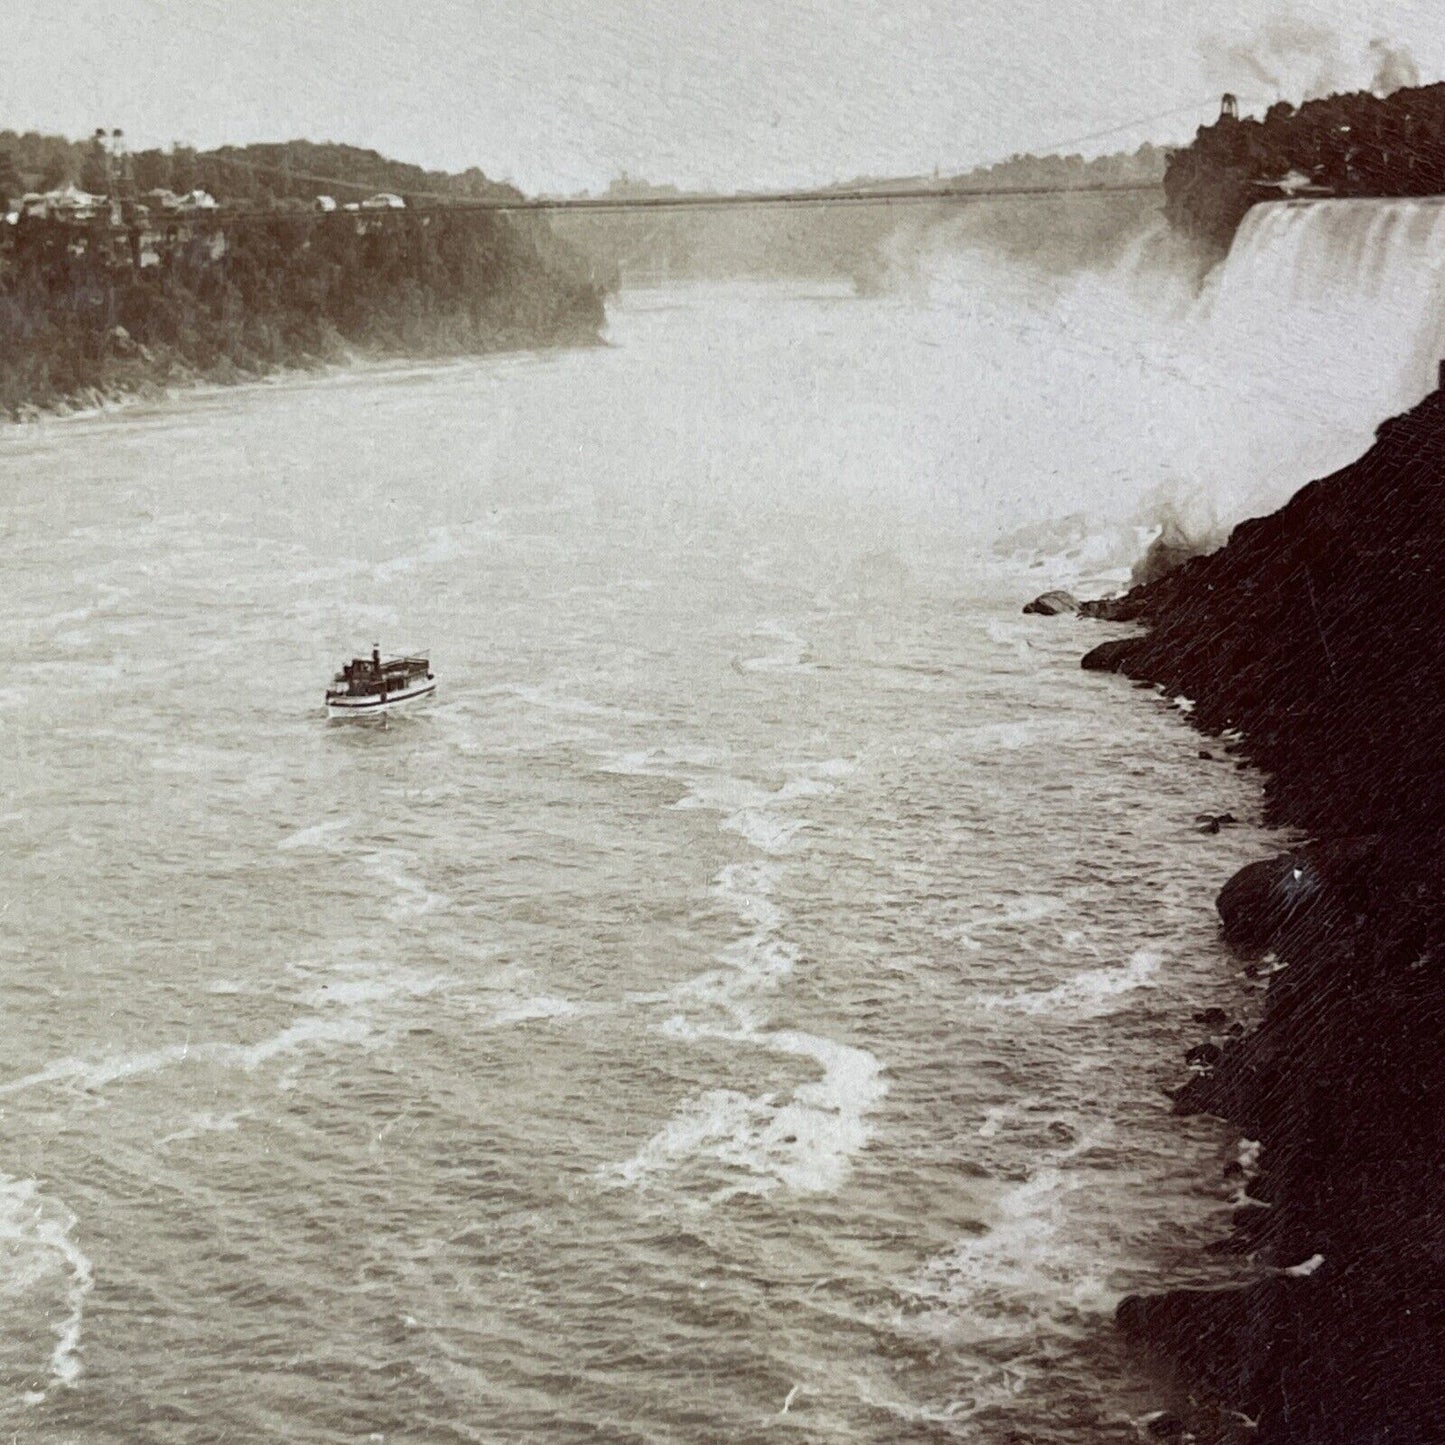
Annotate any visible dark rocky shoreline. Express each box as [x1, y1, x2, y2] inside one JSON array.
[[1062, 384, 1445, 1442]]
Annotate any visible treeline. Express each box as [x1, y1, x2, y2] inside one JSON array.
[[950, 142, 1165, 193], [1166, 81, 1445, 250], [159, 140, 521, 207], [0, 136, 608, 417], [0, 134, 521, 209]]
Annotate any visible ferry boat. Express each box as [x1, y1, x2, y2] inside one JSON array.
[[325, 645, 435, 716]]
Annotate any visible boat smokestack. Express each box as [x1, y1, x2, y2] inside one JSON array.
[[372, 643, 381, 670]]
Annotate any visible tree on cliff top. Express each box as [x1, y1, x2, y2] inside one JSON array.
[[1166, 80, 1445, 249]]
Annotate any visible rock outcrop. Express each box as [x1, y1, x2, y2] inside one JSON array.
[[1082, 384, 1445, 1443], [1021, 589, 1080, 615]]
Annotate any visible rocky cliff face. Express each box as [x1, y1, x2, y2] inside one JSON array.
[[1077, 386, 1445, 1442]]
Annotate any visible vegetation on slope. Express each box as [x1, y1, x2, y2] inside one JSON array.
[[1165, 81, 1445, 251], [0, 135, 607, 417]]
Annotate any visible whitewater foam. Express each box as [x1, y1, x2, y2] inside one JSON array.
[[361, 848, 449, 920], [0, 1017, 379, 1099], [0, 1043, 197, 1096], [506, 683, 658, 724], [0, 1175, 94, 1399], [597, 744, 725, 777], [605, 748, 885, 1199], [673, 765, 848, 856], [277, 818, 355, 851], [714, 860, 787, 930], [737, 620, 818, 674], [947, 893, 1070, 953], [157, 1110, 252, 1149], [898, 1130, 1117, 1349], [0, 955, 461, 1099], [977, 1105, 1012, 1140], [483, 994, 590, 1028], [973, 951, 1161, 1017], [605, 1029, 886, 1198], [757, 1030, 889, 1193], [373, 524, 464, 580]]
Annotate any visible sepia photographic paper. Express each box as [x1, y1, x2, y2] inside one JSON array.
[[3, 3, 1444, 1440]]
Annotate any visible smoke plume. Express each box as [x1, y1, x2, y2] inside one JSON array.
[[1201, 20, 1425, 106], [1368, 39, 1421, 97], [1200, 16, 1345, 103]]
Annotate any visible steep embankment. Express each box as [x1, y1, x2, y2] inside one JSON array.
[[0, 137, 608, 418], [1076, 385, 1445, 1442]]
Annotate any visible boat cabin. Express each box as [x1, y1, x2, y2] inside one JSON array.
[[330, 645, 432, 698]]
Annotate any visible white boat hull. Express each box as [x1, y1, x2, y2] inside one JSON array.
[[325, 679, 436, 716]]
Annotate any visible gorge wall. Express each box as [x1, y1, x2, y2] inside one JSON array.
[[1075, 379, 1445, 1443]]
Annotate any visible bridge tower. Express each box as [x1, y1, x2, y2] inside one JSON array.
[[91, 127, 113, 193], [110, 130, 131, 193]]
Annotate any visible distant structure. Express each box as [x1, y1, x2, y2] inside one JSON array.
[[110, 130, 132, 196], [91, 128, 111, 192], [1220, 93, 1240, 122], [88, 128, 131, 192]]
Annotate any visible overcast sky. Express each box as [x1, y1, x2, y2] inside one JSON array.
[[5, 0, 1444, 192]]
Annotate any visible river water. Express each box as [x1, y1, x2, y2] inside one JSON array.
[[2, 278, 1281, 1442]]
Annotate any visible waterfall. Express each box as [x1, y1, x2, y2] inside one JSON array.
[[1202, 198, 1445, 427], [1072, 196, 1445, 544], [887, 195, 1445, 561]]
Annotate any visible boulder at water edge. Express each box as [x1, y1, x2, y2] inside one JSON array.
[[1022, 589, 1080, 615]]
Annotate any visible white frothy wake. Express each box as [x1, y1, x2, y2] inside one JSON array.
[[504, 683, 659, 725], [482, 994, 590, 1029]]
